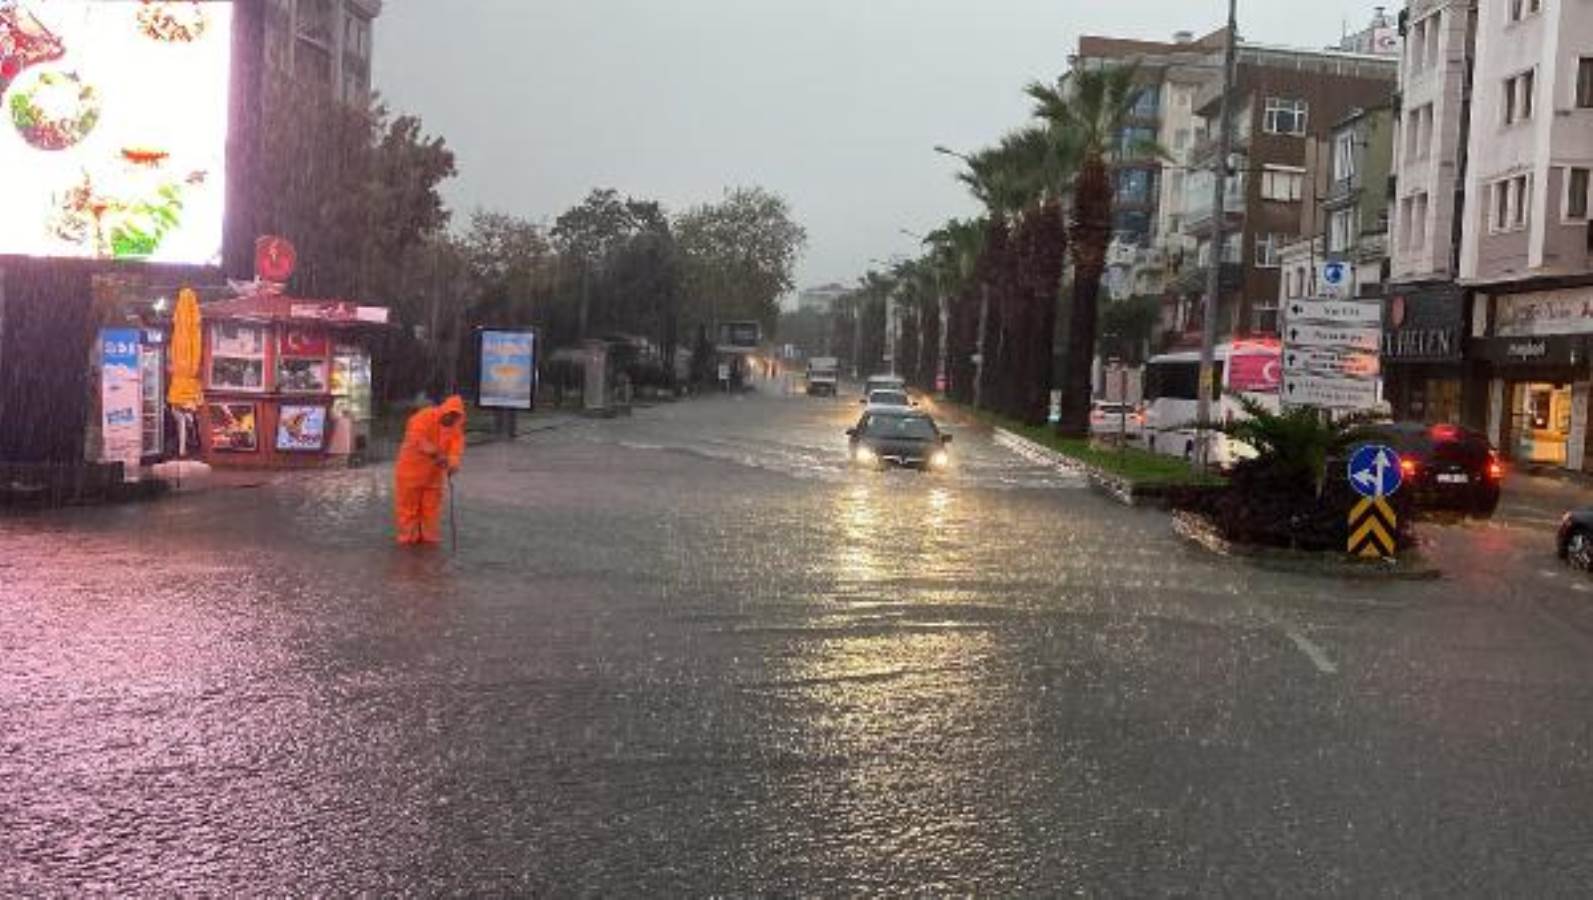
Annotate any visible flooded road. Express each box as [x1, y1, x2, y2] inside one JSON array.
[[5, 390, 1593, 893]]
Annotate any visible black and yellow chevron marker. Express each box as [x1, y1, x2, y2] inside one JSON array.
[[1348, 496, 1397, 559]]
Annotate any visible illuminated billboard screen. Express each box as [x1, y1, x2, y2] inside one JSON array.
[[0, 1, 233, 265]]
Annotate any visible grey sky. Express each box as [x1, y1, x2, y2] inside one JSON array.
[[374, 1, 1391, 296]]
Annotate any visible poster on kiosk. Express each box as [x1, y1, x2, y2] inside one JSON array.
[[100, 328, 143, 480]]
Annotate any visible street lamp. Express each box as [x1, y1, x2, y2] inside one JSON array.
[[1195, 0, 1239, 472], [933, 145, 974, 164]]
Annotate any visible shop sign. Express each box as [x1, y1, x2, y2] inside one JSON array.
[[289, 302, 390, 324], [1383, 287, 1466, 363], [1495, 289, 1593, 337], [100, 328, 142, 481], [1472, 335, 1587, 367]]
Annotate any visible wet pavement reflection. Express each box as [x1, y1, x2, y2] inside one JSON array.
[[5, 389, 1593, 892]]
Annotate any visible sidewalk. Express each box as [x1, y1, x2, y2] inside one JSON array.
[[1496, 470, 1590, 531]]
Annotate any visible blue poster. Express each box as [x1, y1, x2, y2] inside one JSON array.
[[100, 328, 143, 478], [479, 330, 536, 410]]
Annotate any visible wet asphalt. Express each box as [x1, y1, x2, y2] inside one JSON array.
[[4, 386, 1593, 894]]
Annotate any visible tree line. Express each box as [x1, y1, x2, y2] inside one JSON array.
[[833, 66, 1157, 437], [254, 78, 806, 406]]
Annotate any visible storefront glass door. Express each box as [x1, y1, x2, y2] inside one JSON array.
[[1510, 382, 1572, 465], [139, 345, 163, 459]]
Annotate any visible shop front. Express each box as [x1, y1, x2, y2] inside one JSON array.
[[1473, 335, 1590, 470], [199, 293, 386, 470], [1381, 284, 1472, 426]]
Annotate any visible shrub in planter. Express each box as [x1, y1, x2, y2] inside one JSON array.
[[1195, 398, 1409, 552]]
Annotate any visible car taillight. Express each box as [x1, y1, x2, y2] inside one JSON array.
[[1400, 458, 1420, 478], [1487, 454, 1505, 481]]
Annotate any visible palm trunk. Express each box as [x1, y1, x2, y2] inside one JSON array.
[[1058, 156, 1110, 439]]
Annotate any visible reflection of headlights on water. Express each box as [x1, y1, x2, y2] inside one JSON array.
[[854, 446, 878, 465], [930, 450, 950, 469]]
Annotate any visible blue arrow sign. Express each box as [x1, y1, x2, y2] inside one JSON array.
[[1348, 444, 1403, 499]]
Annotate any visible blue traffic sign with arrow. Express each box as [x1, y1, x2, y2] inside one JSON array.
[[1348, 444, 1403, 499]]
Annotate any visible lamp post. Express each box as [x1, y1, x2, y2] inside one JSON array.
[[1195, 0, 1238, 470]]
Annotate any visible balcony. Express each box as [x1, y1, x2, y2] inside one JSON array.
[[1173, 262, 1244, 294]]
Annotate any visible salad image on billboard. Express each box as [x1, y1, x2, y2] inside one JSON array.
[[0, 1, 233, 264]]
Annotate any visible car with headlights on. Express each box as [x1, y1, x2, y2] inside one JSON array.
[[847, 409, 951, 471]]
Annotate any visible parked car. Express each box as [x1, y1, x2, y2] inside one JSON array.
[[1558, 510, 1593, 571], [847, 409, 951, 471], [1367, 423, 1503, 518], [1089, 401, 1144, 442]]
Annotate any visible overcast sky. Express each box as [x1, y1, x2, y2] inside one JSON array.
[[374, 1, 1389, 297]]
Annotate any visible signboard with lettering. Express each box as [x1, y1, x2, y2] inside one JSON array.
[[1284, 346, 1381, 379], [1495, 289, 1593, 337], [1286, 323, 1381, 353], [1383, 287, 1465, 363], [1285, 298, 1381, 328], [1282, 373, 1381, 409], [1472, 335, 1587, 368], [1283, 295, 1381, 413], [100, 328, 143, 481]]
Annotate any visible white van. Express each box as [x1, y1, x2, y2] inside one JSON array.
[[1143, 340, 1282, 467]]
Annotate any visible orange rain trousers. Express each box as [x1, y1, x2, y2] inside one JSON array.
[[394, 396, 466, 545]]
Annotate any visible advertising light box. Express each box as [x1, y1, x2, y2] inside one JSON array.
[[0, 1, 233, 265]]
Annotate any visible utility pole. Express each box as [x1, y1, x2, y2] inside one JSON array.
[[1196, 0, 1238, 469]]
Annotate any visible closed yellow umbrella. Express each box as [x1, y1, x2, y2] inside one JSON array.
[[167, 288, 203, 456]]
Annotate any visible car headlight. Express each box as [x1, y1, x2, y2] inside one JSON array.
[[930, 450, 950, 468], [854, 446, 877, 464]]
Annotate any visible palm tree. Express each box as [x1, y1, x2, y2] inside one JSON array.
[[1027, 65, 1164, 438], [926, 218, 987, 404]]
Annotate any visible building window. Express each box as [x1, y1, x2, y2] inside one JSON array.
[[1222, 232, 1242, 264], [1334, 130, 1357, 181], [1504, 70, 1535, 124], [1494, 176, 1532, 232], [1263, 97, 1308, 136], [1116, 168, 1153, 204], [1118, 126, 1156, 157], [1508, 0, 1542, 21], [1409, 18, 1426, 72], [1252, 303, 1280, 335], [1261, 166, 1305, 202], [1426, 13, 1441, 65], [1577, 58, 1593, 109], [1173, 127, 1190, 151], [1129, 89, 1159, 119], [1329, 208, 1357, 253], [1413, 194, 1428, 250], [208, 323, 267, 392], [1255, 233, 1282, 268], [1569, 167, 1590, 220]]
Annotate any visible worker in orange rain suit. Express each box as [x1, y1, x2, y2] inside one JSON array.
[[394, 395, 467, 545]]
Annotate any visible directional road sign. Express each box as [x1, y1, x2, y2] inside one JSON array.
[[1284, 298, 1381, 328], [1283, 373, 1381, 409], [1286, 323, 1381, 353], [1283, 346, 1381, 379], [1348, 444, 1403, 499], [1349, 496, 1398, 558]]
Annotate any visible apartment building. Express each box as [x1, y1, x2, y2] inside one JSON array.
[[1449, 0, 1593, 470], [1069, 30, 1227, 305], [264, 0, 382, 105], [1384, 0, 1478, 427], [1168, 44, 1398, 348], [1278, 104, 1395, 309]]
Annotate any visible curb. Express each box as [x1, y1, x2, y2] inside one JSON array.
[[1171, 511, 1444, 581], [992, 427, 1159, 507]]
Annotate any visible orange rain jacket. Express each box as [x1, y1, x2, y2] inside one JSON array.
[[394, 395, 466, 544]]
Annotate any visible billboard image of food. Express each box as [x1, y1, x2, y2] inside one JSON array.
[[0, 1, 233, 264]]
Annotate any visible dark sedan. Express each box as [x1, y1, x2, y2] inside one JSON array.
[[847, 409, 951, 471], [1369, 423, 1504, 518]]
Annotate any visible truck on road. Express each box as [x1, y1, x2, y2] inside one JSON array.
[[806, 357, 840, 397]]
